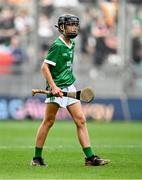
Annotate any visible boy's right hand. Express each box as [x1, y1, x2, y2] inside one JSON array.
[[50, 85, 63, 97]]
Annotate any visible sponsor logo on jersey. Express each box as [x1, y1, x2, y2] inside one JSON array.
[[69, 51, 73, 58], [62, 53, 68, 57], [67, 61, 73, 71]]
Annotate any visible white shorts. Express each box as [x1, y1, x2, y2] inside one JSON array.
[[45, 84, 79, 108]]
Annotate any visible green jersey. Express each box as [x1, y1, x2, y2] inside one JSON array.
[[44, 37, 76, 89]]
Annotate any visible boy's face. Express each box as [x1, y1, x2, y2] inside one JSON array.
[[64, 22, 79, 34], [60, 22, 79, 39]]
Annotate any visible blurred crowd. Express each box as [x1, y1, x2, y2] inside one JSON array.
[[80, 0, 142, 70], [0, 0, 33, 74], [80, 0, 118, 67], [0, 0, 141, 75]]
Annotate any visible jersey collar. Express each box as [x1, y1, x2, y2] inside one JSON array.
[[59, 36, 73, 49]]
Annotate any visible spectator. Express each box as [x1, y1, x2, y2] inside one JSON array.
[[53, 0, 79, 7], [80, 8, 95, 54], [99, 0, 118, 28], [9, 36, 28, 74], [131, 9, 142, 64], [14, 8, 34, 35], [0, 7, 16, 45], [90, 2, 118, 67], [40, 0, 55, 17], [91, 15, 110, 66], [38, 13, 54, 52], [0, 43, 14, 74]]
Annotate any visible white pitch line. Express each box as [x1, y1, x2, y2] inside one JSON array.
[[0, 179, 141, 180], [0, 179, 124, 180], [0, 144, 142, 149]]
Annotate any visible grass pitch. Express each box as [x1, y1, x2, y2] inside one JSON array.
[[0, 120, 142, 179]]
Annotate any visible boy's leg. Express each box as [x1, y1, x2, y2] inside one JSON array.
[[67, 101, 92, 149], [67, 102, 110, 166], [31, 103, 59, 166]]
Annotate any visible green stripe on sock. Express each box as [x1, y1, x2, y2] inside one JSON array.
[[83, 147, 94, 158], [35, 147, 43, 157]]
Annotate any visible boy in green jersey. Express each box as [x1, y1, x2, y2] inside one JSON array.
[[31, 14, 110, 167]]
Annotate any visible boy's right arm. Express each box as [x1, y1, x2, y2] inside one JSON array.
[[41, 62, 63, 97]]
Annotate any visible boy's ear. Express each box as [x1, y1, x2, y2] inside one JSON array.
[[60, 25, 64, 31]]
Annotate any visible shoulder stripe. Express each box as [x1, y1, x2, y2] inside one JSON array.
[[44, 59, 56, 66]]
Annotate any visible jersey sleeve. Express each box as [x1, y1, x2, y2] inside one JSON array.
[[44, 43, 60, 66]]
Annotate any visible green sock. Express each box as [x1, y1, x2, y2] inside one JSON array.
[[83, 147, 94, 158], [34, 147, 43, 157]]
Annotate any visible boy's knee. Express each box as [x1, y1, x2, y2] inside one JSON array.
[[43, 117, 55, 128], [75, 116, 86, 128]]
